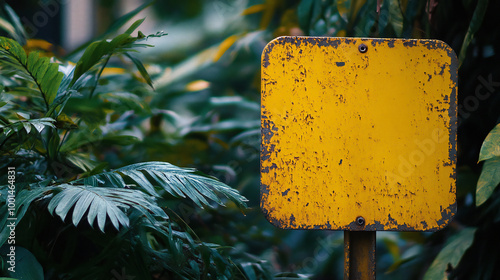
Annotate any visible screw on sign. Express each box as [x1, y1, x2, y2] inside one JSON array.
[[260, 37, 457, 279]]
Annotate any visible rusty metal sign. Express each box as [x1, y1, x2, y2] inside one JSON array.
[[260, 37, 457, 231]]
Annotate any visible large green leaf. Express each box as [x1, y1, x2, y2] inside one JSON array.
[[476, 157, 500, 206], [0, 36, 63, 111], [423, 227, 477, 280], [72, 161, 248, 209], [478, 123, 500, 162], [0, 246, 43, 280]]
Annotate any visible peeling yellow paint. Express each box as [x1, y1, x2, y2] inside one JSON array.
[[260, 37, 457, 231]]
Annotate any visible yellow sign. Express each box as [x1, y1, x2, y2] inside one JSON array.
[[260, 37, 457, 231]]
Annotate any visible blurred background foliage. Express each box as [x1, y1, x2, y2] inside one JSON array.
[[0, 0, 499, 279]]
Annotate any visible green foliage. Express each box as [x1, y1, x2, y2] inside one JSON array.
[[1, 0, 498, 279], [0, 5, 253, 279], [70, 18, 164, 89], [478, 124, 500, 162], [146, 0, 498, 279], [476, 158, 500, 206], [0, 117, 55, 137], [75, 161, 248, 208], [423, 228, 477, 280], [477, 124, 500, 205], [46, 184, 166, 232]]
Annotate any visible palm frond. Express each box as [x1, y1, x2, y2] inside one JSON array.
[[72, 161, 248, 209], [47, 184, 167, 232], [0, 36, 63, 111]]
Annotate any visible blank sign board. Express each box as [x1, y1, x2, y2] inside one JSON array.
[[260, 37, 457, 231]]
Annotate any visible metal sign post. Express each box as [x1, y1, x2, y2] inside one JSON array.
[[260, 37, 458, 279], [344, 231, 376, 279]]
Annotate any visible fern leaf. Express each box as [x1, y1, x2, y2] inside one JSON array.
[[47, 184, 167, 232], [73, 161, 248, 209], [0, 36, 63, 111]]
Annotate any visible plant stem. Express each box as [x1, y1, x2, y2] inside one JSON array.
[[58, 129, 69, 155], [89, 54, 112, 99]]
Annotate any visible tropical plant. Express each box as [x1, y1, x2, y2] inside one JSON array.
[[0, 5, 268, 279]]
